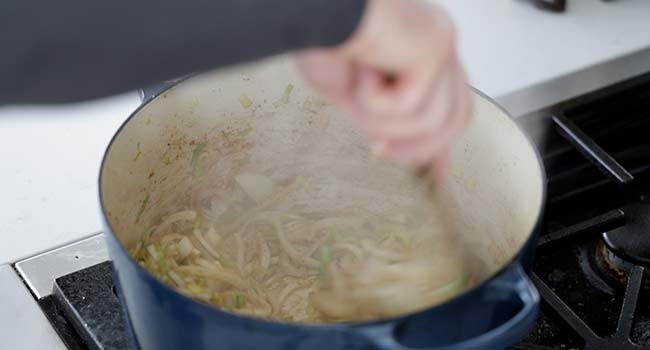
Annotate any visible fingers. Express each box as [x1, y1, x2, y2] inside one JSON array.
[[356, 65, 443, 119], [293, 50, 356, 107], [294, 0, 473, 182], [365, 65, 455, 140], [351, 66, 385, 123], [371, 63, 473, 167], [384, 30, 456, 117], [431, 148, 451, 182], [339, 0, 457, 120]]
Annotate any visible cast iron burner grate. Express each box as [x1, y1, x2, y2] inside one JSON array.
[[516, 75, 650, 349], [39, 262, 137, 350]]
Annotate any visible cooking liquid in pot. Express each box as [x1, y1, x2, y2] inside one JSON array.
[[131, 171, 470, 323]]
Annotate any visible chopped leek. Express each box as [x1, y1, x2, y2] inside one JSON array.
[[429, 273, 467, 298], [219, 256, 236, 268], [132, 143, 142, 161], [187, 284, 205, 295], [234, 294, 246, 309], [211, 292, 223, 304], [131, 242, 143, 256], [280, 84, 294, 104], [135, 193, 150, 224], [239, 94, 253, 108], [319, 246, 331, 272], [193, 216, 203, 230], [251, 265, 269, 276], [143, 258, 157, 272], [146, 244, 159, 261], [190, 142, 207, 175]]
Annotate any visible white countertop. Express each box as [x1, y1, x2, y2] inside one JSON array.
[[0, 94, 141, 264], [439, 0, 650, 115], [1, 0, 650, 265]]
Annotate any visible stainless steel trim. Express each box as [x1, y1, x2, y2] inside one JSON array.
[[499, 47, 650, 117], [0, 265, 67, 350], [15, 233, 110, 299]]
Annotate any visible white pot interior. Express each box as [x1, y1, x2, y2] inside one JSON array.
[[100, 55, 544, 293]]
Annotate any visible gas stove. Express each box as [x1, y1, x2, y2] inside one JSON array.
[[7, 73, 650, 349], [515, 72, 650, 349]]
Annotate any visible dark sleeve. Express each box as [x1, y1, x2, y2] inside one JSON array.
[[0, 0, 366, 104]]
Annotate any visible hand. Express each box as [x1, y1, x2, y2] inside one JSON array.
[[294, 0, 473, 180]]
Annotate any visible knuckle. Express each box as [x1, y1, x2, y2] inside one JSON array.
[[428, 11, 457, 62]]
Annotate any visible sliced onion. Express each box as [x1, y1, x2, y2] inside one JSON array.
[[160, 233, 185, 246], [205, 226, 222, 247], [146, 245, 159, 261], [273, 219, 319, 269], [274, 282, 301, 310], [154, 210, 197, 237], [245, 289, 273, 317], [235, 172, 274, 203], [168, 271, 185, 287], [177, 266, 249, 289], [258, 238, 271, 269], [192, 228, 220, 261], [177, 237, 194, 258], [196, 258, 221, 270]]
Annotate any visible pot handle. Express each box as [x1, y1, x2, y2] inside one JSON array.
[[360, 264, 539, 350]]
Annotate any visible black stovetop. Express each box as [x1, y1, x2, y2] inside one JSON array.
[[516, 73, 650, 350], [39, 73, 650, 350]]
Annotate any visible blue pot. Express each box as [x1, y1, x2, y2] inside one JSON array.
[[99, 65, 546, 350]]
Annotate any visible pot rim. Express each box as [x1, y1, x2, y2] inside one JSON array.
[[98, 76, 548, 330]]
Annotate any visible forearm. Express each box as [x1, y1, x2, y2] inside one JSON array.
[[0, 0, 365, 104]]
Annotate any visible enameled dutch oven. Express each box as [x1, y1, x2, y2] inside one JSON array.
[[99, 56, 546, 350]]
